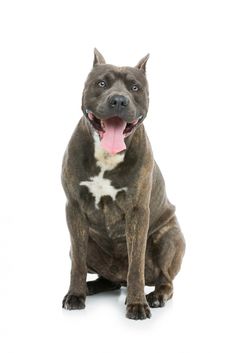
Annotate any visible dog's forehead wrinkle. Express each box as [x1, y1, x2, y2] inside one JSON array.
[[89, 64, 146, 84], [107, 74, 115, 82], [125, 74, 142, 84], [110, 79, 127, 91], [115, 70, 144, 84], [96, 72, 116, 82]]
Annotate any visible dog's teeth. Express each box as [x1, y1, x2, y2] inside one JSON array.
[[88, 112, 94, 120]]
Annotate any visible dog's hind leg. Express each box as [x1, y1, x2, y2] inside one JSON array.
[[146, 216, 185, 308], [146, 272, 174, 307], [86, 276, 121, 295]]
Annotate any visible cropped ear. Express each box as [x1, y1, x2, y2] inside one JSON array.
[[135, 54, 150, 73], [93, 48, 106, 66]]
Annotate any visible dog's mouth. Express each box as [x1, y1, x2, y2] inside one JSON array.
[[85, 110, 144, 155]]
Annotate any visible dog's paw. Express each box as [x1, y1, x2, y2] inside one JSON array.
[[146, 290, 172, 308], [62, 293, 85, 310], [126, 303, 151, 320]]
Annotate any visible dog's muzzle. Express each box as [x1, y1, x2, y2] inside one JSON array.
[[85, 110, 144, 155]]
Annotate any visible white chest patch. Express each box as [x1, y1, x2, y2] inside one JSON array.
[[80, 133, 127, 208]]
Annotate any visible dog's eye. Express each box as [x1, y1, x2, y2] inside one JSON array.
[[97, 80, 106, 88], [131, 84, 139, 92]]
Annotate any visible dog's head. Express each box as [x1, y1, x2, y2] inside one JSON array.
[[82, 49, 149, 154]]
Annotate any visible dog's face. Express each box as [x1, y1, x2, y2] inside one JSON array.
[[82, 49, 149, 154]]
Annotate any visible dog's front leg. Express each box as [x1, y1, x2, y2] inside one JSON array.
[[125, 206, 151, 320], [62, 202, 88, 310]]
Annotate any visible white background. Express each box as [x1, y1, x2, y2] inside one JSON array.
[[0, 0, 236, 352]]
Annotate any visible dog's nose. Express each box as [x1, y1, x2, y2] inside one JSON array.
[[108, 95, 129, 111]]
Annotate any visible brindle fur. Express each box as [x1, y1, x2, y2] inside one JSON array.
[[62, 49, 185, 320]]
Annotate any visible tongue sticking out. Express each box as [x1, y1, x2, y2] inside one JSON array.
[[100, 117, 127, 154]]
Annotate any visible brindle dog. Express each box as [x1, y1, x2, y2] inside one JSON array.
[[62, 49, 185, 320]]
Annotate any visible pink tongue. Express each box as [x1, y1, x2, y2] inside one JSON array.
[[100, 117, 127, 154]]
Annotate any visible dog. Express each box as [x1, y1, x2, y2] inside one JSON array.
[[62, 49, 185, 320]]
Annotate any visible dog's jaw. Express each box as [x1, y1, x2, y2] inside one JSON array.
[[85, 109, 144, 154]]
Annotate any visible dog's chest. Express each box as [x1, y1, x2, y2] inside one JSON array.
[[80, 133, 127, 209]]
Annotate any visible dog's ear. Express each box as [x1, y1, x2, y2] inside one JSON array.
[[93, 48, 106, 66], [135, 54, 150, 73]]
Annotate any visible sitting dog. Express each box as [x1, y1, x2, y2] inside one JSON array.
[[62, 49, 185, 320]]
